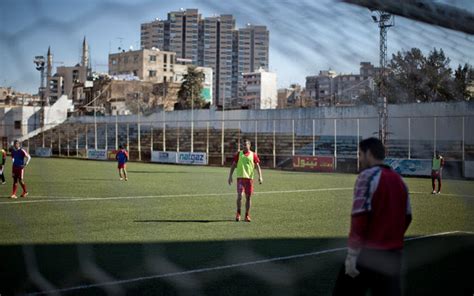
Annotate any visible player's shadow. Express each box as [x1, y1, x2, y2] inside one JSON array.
[[134, 219, 234, 223], [79, 178, 118, 181], [127, 170, 190, 174]]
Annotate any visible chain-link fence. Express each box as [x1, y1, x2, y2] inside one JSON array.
[[4, 114, 472, 174]]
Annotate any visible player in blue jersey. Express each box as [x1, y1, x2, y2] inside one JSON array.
[[10, 140, 31, 199], [116, 145, 129, 181]]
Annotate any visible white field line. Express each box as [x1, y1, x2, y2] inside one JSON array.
[[410, 191, 474, 198], [2, 188, 474, 206], [27, 230, 474, 296], [0, 187, 353, 205]]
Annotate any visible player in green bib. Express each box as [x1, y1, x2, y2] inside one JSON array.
[[228, 139, 263, 222], [431, 151, 444, 194]]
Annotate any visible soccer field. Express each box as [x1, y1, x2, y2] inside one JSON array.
[[0, 158, 473, 295]]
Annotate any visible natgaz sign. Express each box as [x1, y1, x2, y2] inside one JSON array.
[[293, 156, 334, 172], [151, 151, 207, 165], [178, 152, 207, 165]]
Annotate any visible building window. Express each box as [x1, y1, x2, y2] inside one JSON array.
[[14, 121, 21, 129], [111, 59, 117, 65], [163, 54, 167, 64], [150, 55, 157, 62], [124, 56, 129, 64], [149, 70, 157, 77]]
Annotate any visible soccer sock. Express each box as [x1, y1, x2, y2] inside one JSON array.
[[432, 178, 435, 191], [438, 178, 441, 192], [12, 183, 18, 195], [21, 183, 27, 193], [245, 197, 251, 215], [0, 173, 4, 182]]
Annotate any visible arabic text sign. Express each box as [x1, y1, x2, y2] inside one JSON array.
[[293, 156, 334, 172]]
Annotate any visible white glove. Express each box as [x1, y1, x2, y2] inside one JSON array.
[[345, 248, 360, 278]]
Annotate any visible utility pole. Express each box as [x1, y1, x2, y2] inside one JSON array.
[[371, 10, 393, 145]]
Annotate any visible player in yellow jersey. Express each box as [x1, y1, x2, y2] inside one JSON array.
[[228, 139, 263, 222], [431, 151, 444, 194]]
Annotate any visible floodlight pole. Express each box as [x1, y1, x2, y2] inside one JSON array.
[[372, 11, 393, 145], [33, 55, 46, 129]]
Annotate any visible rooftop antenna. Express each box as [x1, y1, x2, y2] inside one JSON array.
[[116, 37, 124, 52]]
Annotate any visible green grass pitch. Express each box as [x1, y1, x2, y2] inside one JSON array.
[[0, 158, 473, 295]]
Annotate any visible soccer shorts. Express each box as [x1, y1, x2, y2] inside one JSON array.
[[431, 170, 441, 178], [237, 178, 254, 196], [12, 166, 24, 179], [118, 163, 126, 169]]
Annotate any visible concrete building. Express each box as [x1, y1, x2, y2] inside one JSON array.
[[0, 95, 73, 145], [140, 8, 201, 63], [109, 48, 176, 83], [141, 9, 269, 109], [334, 73, 373, 104], [306, 70, 337, 106], [241, 68, 277, 109], [0, 87, 40, 106], [202, 14, 236, 107], [277, 84, 307, 108], [306, 62, 378, 106]]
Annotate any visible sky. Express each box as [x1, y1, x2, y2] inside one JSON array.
[[0, 0, 473, 94]]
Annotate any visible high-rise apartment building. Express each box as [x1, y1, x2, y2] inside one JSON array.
[[140, 9, 269, 108]]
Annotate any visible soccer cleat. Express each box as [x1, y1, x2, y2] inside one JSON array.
[[125, 178, 128, 181], [21, 192, 28, 198], [1, 182, 6, 185], [431, 190, 436, 194], [119, 177, 123, 181], [235, 212, 241, 222], [437, 191, 441, 195], [245, 215, 251, 222], [10, 195, 17, 199]]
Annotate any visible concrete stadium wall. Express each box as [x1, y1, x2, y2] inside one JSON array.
[[68, 102, 474, 142]]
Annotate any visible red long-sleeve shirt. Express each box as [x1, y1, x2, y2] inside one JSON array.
[[348, 165, 412, 250]]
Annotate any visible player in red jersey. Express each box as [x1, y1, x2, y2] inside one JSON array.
[[10, 140, 31, 199], [115, 145, 129, 181], [333, 138, 412, 296], [228, 139, 263, 222], [0, 146, 6, 185]]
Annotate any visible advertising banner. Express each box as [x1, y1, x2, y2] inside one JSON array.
[[108, 150, 117, 160], [151, 151, 178, 164], [35, 147, 52, 157], [385, 158, 432, 176], [178, 152, 208, 165], [293, 156, 334, 172], [87, 149, 108, 160]]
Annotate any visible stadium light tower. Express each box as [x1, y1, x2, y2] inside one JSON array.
[[371, 10, 394, 145], [34, 55, 46, 128]]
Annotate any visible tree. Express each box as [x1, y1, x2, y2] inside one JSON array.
[[176, 66, 206, 109], [454, 63, 474, 101], [385, 48, 426, 103], [423, 48, 453, 101], [385, 48, 457, 103]]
